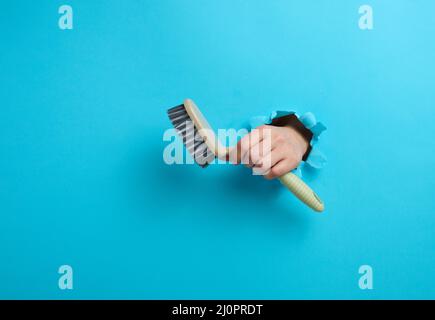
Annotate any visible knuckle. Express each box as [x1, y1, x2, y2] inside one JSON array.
[[260, 155, 272, 167], [275, 134, 285, 143], [270, 167, 281, 177], [240, 143, 249, 154], [287, 154, 297, 163], [286, 151, 299, 164], [250, 154, 260, 164]]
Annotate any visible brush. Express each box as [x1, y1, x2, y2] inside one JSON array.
[[167, 99, 324, 212]]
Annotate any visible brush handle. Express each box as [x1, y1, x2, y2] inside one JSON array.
[[279, 172, 324, 212]]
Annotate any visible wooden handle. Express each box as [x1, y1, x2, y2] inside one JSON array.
[[279, 172, 324, 212]]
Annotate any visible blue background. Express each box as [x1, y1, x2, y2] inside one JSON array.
[[0, 1, 434, 299]]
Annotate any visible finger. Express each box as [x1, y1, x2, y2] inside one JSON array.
[[264, 159, 293, 180], [233, 127, 265, 165], [249, 137, 273, 167], [252, 147, 286, 175], [244, 142, 269, 168], [228, 133, 251, 165], [252, 150, 273, 175], [250, 128, 274, 166], [270, 132, 288, 150]]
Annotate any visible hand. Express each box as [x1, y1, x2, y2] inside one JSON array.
[[229, 125, 309, 179]]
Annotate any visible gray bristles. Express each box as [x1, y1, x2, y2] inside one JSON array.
[[167, 104, 216, 168]]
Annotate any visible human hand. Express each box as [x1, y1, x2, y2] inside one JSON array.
[[229, 125, 309, 179]]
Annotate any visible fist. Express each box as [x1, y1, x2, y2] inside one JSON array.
[[229, 125, 309, 179]]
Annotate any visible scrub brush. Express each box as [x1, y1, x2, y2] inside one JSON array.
[[167, 99, 324, 212]]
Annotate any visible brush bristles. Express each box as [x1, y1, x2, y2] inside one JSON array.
[[167, 104, 216, 168]]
